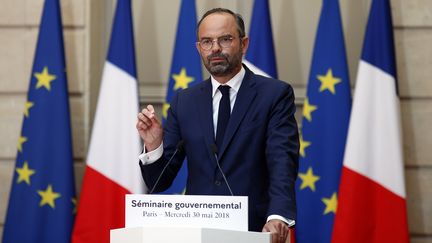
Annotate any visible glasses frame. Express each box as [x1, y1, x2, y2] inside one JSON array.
[[197, 35, 237, 51]]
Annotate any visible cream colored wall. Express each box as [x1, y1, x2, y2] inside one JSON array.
[[0, 0, 431, 242]]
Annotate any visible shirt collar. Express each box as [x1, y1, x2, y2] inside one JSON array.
[[211, 66, 245, 97]]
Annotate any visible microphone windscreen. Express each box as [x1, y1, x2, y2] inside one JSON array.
[[176, 140, 185, 151], [210, 143, 218, 155]]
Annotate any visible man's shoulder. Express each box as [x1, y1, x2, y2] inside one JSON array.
[[248, 72, 292, 91], [173, 79, 210, 102], [178, 79, 209, 94]]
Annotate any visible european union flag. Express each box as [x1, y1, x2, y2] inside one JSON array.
[[2, 0, 76, 242], [245, 0, 278, 78], [160, 0, 202, 194], [295, 0, 351, 242]]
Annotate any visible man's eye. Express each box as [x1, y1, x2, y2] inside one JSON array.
[[221, 37, 231, 42], [201, 39, 211, 45]]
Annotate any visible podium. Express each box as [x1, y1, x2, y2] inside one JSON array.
[[110, 226, 271, 243], [113, 194, 284, 243]]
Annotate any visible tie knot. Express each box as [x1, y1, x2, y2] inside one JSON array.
[[218, 85, 230, 96]]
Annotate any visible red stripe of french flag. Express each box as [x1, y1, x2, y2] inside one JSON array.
[[334, 167, 409, 242], [72, 166, 131, 243]]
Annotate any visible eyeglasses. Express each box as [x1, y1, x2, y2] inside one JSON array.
[[198, 35, 236, 50]]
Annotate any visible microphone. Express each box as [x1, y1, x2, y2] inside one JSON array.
[[210, 144, 234, 196], [140, 140, 184, 194]]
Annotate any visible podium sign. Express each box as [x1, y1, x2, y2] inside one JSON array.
[[125, 194, 248, 231]]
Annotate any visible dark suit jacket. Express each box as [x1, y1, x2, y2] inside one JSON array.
[[142, 65, 299, 231]]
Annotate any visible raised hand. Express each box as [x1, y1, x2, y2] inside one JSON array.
[[136, 104, 163, 151]]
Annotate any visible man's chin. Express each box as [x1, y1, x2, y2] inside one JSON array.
[[208, 64, 228, 76]]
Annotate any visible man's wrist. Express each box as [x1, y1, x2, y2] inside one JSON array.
[[139, 142, 164, 165], [267, 215, 295, 227], [145, 141, 162, 152]]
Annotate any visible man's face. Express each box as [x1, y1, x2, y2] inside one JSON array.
[[196, 13, 249, 78]]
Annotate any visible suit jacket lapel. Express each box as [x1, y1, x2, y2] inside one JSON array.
[[197, 80, 218, 165], [218, 68, 257, 158]]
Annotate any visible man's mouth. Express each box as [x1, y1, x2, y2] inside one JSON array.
[[210, 57, 225, 63]]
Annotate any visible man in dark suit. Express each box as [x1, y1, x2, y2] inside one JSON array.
[[136, 8, 299, 243]]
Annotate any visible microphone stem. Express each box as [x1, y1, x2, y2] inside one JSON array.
[[215, 157, 234, 196], [149, 148, 180, 194]]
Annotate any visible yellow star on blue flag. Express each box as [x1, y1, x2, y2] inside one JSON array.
[[172, 68, 194, 90], [38, 184, 61, 208], [15, 161, 36, 185], [35, 66, 56, 91]]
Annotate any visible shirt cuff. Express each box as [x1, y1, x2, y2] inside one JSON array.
[[267, 215, 295, 227], [138, 142, 164, 165]]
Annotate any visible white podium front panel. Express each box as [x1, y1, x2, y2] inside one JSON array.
[[125, 194, 248, 231], [110, 226, 271, 243]]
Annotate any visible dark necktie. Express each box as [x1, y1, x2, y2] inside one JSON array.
[[216, 85, 231, 150]]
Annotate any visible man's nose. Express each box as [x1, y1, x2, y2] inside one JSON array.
[[211, 40, 222, 53]]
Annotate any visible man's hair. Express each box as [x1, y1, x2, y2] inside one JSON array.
[[196, 8, 246, 40]]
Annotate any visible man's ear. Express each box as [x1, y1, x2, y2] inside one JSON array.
[[195, 42, 201, 55], [241, 37, 249, 55]]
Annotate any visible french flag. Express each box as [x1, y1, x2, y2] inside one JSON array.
[[332, 0, 409, 242], [72, 1, 145, 242]]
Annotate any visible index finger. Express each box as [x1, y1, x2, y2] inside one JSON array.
[[142, 105, 161, 126], [147, 104, 155, 114]]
